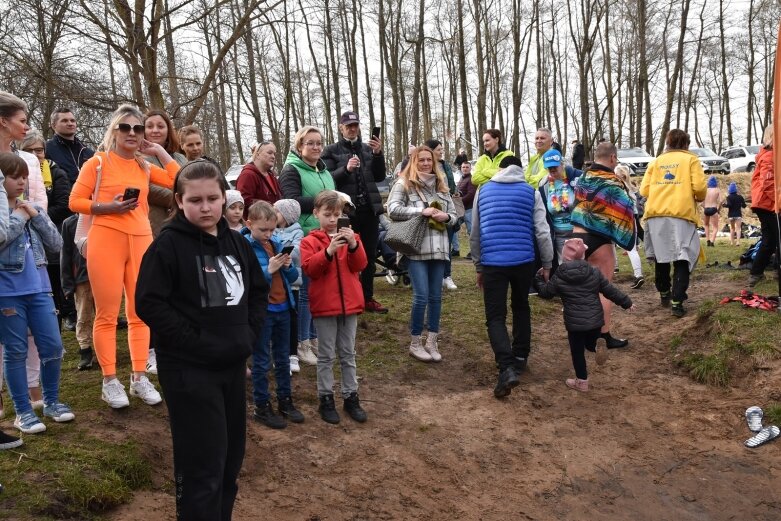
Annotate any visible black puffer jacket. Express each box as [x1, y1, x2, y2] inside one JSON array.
[[534, 260, 632, 331], [322, 136, 386, 215]]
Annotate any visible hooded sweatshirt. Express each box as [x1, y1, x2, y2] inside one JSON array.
[[136, 213, 269, 369]]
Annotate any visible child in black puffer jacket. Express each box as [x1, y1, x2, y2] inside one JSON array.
[[534, 238, 634, 392]]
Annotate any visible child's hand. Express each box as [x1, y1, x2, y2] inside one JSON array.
[[627, 304, 636, 313], [268, 254, 285, 273], [281, 254, 292, 268], [326, 233, 348, 256], [340, 226, 357, 248], [17, 201, 38, 218]]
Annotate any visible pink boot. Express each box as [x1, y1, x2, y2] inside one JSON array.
[[566, 378, 589, 392]]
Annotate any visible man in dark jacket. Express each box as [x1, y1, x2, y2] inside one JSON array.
[[45, 108, 94, 184], [322, 111, 388, 313], [571, 139, 585, 170]]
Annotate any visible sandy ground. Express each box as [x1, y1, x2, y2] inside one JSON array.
[[109, 270, 781, 521]]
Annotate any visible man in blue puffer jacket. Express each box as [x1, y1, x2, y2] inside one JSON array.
[[470, 160, 554, 399]]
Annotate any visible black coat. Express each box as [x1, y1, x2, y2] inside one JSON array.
[[534, 260, 632, 332], [572, 143, 585, 170], [45, 161, 72, 264], [322, 136, 386, 215], [60, 214, 88, 296]]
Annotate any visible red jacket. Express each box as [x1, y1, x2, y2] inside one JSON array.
[[751, 147, 776, 212], [236, 163, 282, 218], [301, 229, 368, 317]]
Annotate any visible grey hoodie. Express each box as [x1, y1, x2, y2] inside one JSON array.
[[470, 165, 553, 272]]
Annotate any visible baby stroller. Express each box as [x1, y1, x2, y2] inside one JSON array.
[[376, 215, 411, 286]]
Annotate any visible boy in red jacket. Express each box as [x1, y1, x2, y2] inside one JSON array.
[[301, 191, 368, 424]]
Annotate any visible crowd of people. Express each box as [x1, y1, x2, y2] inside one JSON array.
[[0, 87, 778, 520]]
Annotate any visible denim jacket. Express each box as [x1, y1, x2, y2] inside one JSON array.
[[0, 205, 63, 273]]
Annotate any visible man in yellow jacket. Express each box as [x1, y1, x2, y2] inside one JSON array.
[[640, 129, 707, 317], [524, 128, 555, 188]]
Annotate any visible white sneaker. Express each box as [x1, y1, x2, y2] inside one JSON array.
[[129, 376, 163, 405], [146, 348, 158, 375], [102, 379, 130, 409], [425, 333, 442, 362], [443, 277, 457, 290], [385, 269, 398, 285], [409, 335, 432, 362], [298, 341, 318, 366], [290, 355, 300, 373]]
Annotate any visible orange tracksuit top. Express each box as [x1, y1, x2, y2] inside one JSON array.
[[69, 151, 179, 235]]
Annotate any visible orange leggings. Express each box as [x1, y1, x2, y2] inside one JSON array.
[[86, 225, 153, 376]]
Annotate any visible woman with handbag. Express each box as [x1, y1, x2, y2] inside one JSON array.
[[387, 146, 457, 363], [424, 139, 459, 289], [69, 104, 179, 409]]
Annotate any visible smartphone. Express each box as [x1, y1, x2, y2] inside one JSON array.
[[123, 187, 141, 201], [280, 245, 294, 255], [371, 127, 381, 140], [337, 217, 351, 230]]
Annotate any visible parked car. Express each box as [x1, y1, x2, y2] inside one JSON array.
[[720, 145, 761, 173], [617, 147, 654, 176], [689, 147, 730, 174], [225, 164, 243, 188]]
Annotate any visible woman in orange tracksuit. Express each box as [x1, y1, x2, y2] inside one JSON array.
[[69, 104, 179, 409], [748, 124, 780, 287]]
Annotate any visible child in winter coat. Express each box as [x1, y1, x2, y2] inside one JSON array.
[[534, 238, 634, 392], [301, 190, 368, 424], [243, 200, 303, 429], [224, 189, 245, 231]]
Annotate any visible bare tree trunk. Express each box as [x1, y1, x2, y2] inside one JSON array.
[[656, 0, 691, 156], [472, 0, 487, 142], [457, 0, 473, 155], [358, 1, 375, 127], [719, 0, 734, 146], [324, 0, 342, 123]]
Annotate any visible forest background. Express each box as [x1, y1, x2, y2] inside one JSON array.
[[0, 0, 778, 169]]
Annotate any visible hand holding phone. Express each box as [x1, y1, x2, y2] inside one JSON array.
[[371, 127, 381, 140], [280, 245, 294, 255], [337, 217, 351, 230], [123, 187, 141, 201]]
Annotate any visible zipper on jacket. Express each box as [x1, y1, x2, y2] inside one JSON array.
[[334, 250, 347, 318]]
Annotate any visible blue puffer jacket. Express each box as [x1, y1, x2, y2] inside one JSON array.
[[470, 165, 554, 270], [242, 230, 297, 311]]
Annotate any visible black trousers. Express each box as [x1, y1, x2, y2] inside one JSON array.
[[568, 328, 602, 380], [290, 289, 299, 356], [46, 263, 74, 328], [751, 209, 780, 276], [158, 362, 246, 521], [482, 263, 535, 371], [654, 260, 690, 303], [350, 207, 380, 301]]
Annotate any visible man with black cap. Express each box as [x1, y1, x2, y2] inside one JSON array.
[[322, 111, 388, 313]]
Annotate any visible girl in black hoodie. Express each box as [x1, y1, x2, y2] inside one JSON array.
[[136, 160, 268, 521]]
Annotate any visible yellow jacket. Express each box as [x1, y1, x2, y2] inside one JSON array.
[[524, 153, 548, 187], [640, 149, 707, 224], [472, 149, 514, 186]]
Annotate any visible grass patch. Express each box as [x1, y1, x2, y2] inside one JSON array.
[[765, 402, 781, 425], [677, 353, 730, 386]]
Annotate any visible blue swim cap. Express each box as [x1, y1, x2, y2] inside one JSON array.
[[707, 176, 718, 188], [728, 182, 737, 194]]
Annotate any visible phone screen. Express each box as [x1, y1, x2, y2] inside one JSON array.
[[372, 127, 381, 139], [281, 245, 294, 255], [123, 187, 141, 201], [337, 217, 351, 230]]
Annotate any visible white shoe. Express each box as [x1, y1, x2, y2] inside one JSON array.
[[385, 269, 398, 285], [146, 348, 158, 375], [443, 277, 457, 290], [298, 341, 318, 366], [102, 379, 130, 409], [129, 376, 163, 405], [290, 355, 300, 373], [425, 333, 442, 362], [409, 335, 432, 362]]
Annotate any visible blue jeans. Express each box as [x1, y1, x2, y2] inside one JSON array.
[[297, 275, 317, 342], [252, 310, 292, 405], [0, 292, 64, 415], [464, 208, 473, 236], [407, 259, 446, 335]]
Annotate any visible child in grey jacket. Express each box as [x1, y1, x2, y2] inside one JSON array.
[[534, 238, 634, 392]]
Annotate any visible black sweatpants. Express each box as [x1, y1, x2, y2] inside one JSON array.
[[568, 328, 602, 380], [290, 289, 299, 356], [751, 209, 780, 276], [654, 260, 690, 303], [481, 262, 535, 371], [158, 362, 246, 521], [350, 207, 380, 301]]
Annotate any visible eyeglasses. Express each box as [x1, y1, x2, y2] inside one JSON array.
[[24, 147, 45, 154], [303, 141, 322, 148], [115, 123, 145, 134]]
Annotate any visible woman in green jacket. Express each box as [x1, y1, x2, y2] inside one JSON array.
[[471, 129, 515, 187]]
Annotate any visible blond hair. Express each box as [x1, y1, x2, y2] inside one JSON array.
[[400, 146, 448, 193], [614, 164, 637, 191], [247, 200, 277, 221], [0, 91, 27, 119], [293, 126, 322, 154], [762, 124, 774, 149], [99, 104, 148, 170]]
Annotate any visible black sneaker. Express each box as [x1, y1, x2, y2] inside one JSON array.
[[318, 394, 340, 424], [78, 347, 95, 371], [343, 392, 367, 423], [254, 401, 287, 429], [278, 396, 304, 424], [465, 252, 472, 260], [513, 356, 528, 374], [63, 316, 76, 332], [602, 333, 629, 349], [671, 302, 685, 318], [630, 276, 645, 289], [0, 429, 23, 450], [116, 317, 128, 330], [451, 250, 460, 257], [660, 292, 672, 307], [493, 367, 520, 399]]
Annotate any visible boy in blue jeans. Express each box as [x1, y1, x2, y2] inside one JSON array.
[[243, 200, 304, 429]]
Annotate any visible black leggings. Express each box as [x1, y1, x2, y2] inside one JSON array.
[[568, 328, 602, 380], [570, 232, 612, 259], [654, 260, 690, 303], [751, 209, 780, 276]]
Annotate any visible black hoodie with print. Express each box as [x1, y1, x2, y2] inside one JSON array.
[[136, 212, 268, 369]]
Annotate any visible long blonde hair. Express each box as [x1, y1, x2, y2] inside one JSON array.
[[614, 164, 637, 192], [99, 104, 148, 170], [400, 146, 448, 193], [762, 124, 774, 150]]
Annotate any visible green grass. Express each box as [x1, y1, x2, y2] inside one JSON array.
[[765, 402, 781, 425]]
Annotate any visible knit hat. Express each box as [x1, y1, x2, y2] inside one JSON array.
[[728, 182, 737, 194], [542, 149, 563, 169], [707, 175, 718, 188], [226, 190, 243, 209], [274, 199, 301, 226], [562, 238, 587, 262]]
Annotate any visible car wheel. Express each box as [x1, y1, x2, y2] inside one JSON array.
[[747, 163, 755, 173]]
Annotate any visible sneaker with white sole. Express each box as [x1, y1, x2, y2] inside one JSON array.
[[442, 277, 457, 290], [43, 402, 75, 423], [290, 355, 300, 374], [14, 411, 46, 434], [298, 341, 318, 366], [102, 379, 130, 409], [0, 430, 23, 450], [424, 333, 442, 362], [129, 376, 163, 405], [146, 348, 158, 375], [409, 335, 432, 362]]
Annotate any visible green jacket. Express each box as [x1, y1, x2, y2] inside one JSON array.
[[279, 151, 334, 235], [471, 148, 515, 186], [525, 152, 548, 188]]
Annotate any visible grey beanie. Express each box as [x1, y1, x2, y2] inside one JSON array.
[[274, 199, 301, 226]]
